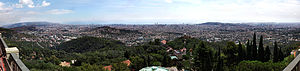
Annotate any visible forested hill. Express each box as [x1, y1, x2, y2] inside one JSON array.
[[56, 36, 125, 53], [5, 34, 298, 71], [0, 27, 19, 38], [0, 27, 36, 40], [88, 26, 142, 35]]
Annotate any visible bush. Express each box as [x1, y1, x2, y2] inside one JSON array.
[[236, 60, 287, 71]]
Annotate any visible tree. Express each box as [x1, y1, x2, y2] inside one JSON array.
[[130, 56, 145, 70], [273, 41, 279, 62], [223, 42, 238, 66], [124, 51, 130, 59], [264, 46, 271, 62], [246, 40, 252, 60], [258, 35, 265, 61], [193, 42, 214, 71], [151, 61, 162, 66], [238, 42, 245, 61], [142, 54, 150, 67], [154, 39, 161, 45], [77, 63, 104, 71], [252, 33, 258, 60], [216, 46, 223, 71], [162, 54, 172, 67], [236, 61, 286, 71], [45, 55, 60, 65], [279, 47, 284, 61], [57, 36, 125, 53], [112, 63, 130, 71]]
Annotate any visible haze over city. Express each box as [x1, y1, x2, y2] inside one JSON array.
[[0, 0, 300, 71]]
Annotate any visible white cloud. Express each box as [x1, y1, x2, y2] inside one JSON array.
[[0, 2, 4, 7], [24, 9, 72, 15], [165, 0, 173, 3], [27, 5, 35, 8], [0, 10, 22, 25], [0, 2, 12, 11], [0, 2, 5, 10], [0, 9, 71, 25], [15, 0, 51, 8], [164, 0, 300, 22], [19, 0, 35, 8], [0, 2, 13, 16], [41, 1, 51, 7], [47, 9, 73, 15], [1, 0, 300, 24], [0, 14, 20, 25], [26, 11, 40, 15], [14, 4, 23, 8], [174, 0, 201, 4]]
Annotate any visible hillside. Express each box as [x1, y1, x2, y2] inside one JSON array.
[[0, 27, 36, 41], [89, 26, 142, 35], [57, 36, 125, 53], [0, 27, 13, 32], [198, 22, 250, 26], [3, 22, 60, 28], [10, 26, 39, 31], [0, 27, 16, 38]]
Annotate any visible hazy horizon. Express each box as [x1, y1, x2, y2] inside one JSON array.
[[1, 21, 300, 26], [0, 1, 300, 70]]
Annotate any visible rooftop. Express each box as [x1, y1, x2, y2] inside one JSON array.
[[139, 66, 168, 71]]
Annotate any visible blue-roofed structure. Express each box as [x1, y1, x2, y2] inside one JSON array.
[[139, 66, 168, 71]]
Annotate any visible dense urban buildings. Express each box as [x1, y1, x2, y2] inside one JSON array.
[[9, 22, 300, 46], [1, 0, 300, 70], [0, 22, 299, 71]]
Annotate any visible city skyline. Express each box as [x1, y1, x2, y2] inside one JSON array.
[[0, 0, 300, 25]]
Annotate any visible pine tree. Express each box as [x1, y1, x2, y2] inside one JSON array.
[[264, 46, 271, 62], [273, 41, 279, 62], [194, 43, 213, 71], [154, 39, 161, 45], [201, 42, 205, 48], [258, 35, 265, 61], [216, 46, 223, 71], [279, 47, 284, 61], [252, 33, 258, 60], [124, 51, 130, 59], [246, 40, 252, 60], [238, 41, 245, 61]]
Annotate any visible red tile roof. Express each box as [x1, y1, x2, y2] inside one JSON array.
[[161, 40, 167, 44], [122, 60, 131, 66], [103, 65, 112, 71]]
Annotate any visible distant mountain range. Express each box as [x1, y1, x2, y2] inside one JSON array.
[[2, 22, 60, 28]]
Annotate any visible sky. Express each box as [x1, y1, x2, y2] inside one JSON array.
[[0, 0, 300, 25]]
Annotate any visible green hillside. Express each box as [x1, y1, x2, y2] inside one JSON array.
[[57, 36, 125, 53]]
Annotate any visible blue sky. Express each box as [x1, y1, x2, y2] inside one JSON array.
[[0, 0, 300, 25]]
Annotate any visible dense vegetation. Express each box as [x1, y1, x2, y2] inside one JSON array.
[[0, 27, 36, 39], [3, 32, 300, 71], [90, 26, 142, 35], [56, 36, 125, 53], [0, 27, 16, 38]]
